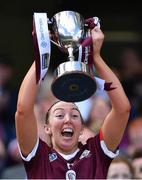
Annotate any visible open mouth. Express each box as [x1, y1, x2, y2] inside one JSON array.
[[61, 128, 74, 137]]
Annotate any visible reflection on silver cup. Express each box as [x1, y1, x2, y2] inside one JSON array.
[[52, 11, 84, 53], [50, 10, 97, 102]]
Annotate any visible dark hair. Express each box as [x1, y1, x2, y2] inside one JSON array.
[[45, 101, 84, 124], [132, 149, 142, 159], [111, 156, 134, 178], [45, 101, 60, 124]]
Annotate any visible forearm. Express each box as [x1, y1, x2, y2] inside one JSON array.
[[17, 61, 38, 113], [15, 61, 39, 155], [93, 54, 130, 113], [91, 27, 131, 151]]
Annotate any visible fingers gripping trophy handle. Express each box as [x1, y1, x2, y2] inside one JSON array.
[[83, 17, 101, 47]]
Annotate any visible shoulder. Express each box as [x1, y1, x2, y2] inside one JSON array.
[[86, 131, 119, 159], [19, 138, 50, 162]]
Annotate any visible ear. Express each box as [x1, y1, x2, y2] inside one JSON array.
[[44, 124, 52, 135]]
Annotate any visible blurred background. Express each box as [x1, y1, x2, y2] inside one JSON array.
[[0, 0, 142, 179], [0, 0, 142, 87]]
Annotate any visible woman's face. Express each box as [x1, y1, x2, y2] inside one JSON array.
[[107, 162, 132, 179], [132, 158, 142, 179], [46, 101, 83, 154]]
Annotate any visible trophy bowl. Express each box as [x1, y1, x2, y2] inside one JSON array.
[[51, 10, 85, 52], [50, 11, 97, 102]]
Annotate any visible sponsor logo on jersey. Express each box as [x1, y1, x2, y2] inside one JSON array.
[[79, 149, 91, 159], [66, 169, 76, 180], [49, 153, 57, 162]]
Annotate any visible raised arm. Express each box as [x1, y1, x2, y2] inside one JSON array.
[[15, 62, 38, 156], [91, 27, 131, 151]]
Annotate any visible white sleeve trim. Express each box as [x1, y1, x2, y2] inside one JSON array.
[[94, 77, 105, 90], [18, 138, 39, 162], [100, 140, 119, 158]]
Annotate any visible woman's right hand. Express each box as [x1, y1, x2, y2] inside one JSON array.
[[91, 27, 104, 58]]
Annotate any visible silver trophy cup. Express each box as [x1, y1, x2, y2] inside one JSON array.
[[50, 10, 97, 102]]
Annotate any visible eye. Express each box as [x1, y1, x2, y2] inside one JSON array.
[[123, 174, 131, 179], [72, 114, 80, 119], [55, 114, 64, 119], [56, 114, 63, 117], [73, 114, 78, 117], [110, 174, 118, 179]]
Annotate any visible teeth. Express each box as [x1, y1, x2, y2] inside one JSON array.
[[63, 128, 73, 133]]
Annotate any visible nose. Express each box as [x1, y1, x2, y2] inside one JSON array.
[[64, 114, 71, 124]]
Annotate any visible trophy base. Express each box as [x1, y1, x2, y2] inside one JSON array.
[[51, 72, 97, 102]]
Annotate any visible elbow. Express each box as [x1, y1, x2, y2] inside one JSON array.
[[15, 102, 33, 119], [125, 100, 131, 113], [120, 100, 131, 116], [16, 103, 25, 116], [15, 103, 26, 122], [113, 99, 131, 116], [124, 102, 131, 120]]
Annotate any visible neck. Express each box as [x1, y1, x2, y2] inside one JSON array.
[[53, 142, 78, 155]]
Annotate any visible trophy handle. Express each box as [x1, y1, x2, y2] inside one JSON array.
[[82, 17, 101, 47], [50, 39, 61, 48], [47, 18, 69, 55], [47, 18, 62, 49], [85, 17, 100, 30]]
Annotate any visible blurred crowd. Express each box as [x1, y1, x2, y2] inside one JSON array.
[[0, 46, 142, 179]]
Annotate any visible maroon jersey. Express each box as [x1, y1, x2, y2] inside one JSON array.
[[22, 133, 117, 179]]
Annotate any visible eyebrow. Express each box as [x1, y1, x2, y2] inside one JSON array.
[[53, 108, 63, 113], [72, 108, 80, 113], [53, 107, 80, 113]]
